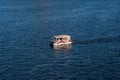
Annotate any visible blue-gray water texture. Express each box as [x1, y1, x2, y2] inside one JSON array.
[[0, 0, 120, 80]]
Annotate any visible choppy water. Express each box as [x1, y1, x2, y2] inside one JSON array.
[[0, 0, 120, 80]]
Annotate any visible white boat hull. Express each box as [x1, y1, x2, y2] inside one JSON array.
[[52, 41, 72, 46]]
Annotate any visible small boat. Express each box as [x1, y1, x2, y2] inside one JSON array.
[[50, 35, 72, 46]]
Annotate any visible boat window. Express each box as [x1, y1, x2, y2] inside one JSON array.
[[57, 38, 62, 41]]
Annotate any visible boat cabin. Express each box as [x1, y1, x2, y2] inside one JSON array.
[[51, 35, 72, 46]]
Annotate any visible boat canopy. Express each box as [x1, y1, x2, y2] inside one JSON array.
[[53, 35, 71, 40]]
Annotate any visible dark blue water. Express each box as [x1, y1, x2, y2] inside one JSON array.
[[0, 0, 120, 80]]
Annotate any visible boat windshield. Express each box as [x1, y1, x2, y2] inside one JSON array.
[[52, 38, 63, 41]]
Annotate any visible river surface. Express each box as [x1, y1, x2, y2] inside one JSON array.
[[0, 0, 120, 80]]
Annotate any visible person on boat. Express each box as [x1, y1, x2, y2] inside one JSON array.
[[57, 39, 61, 43]]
